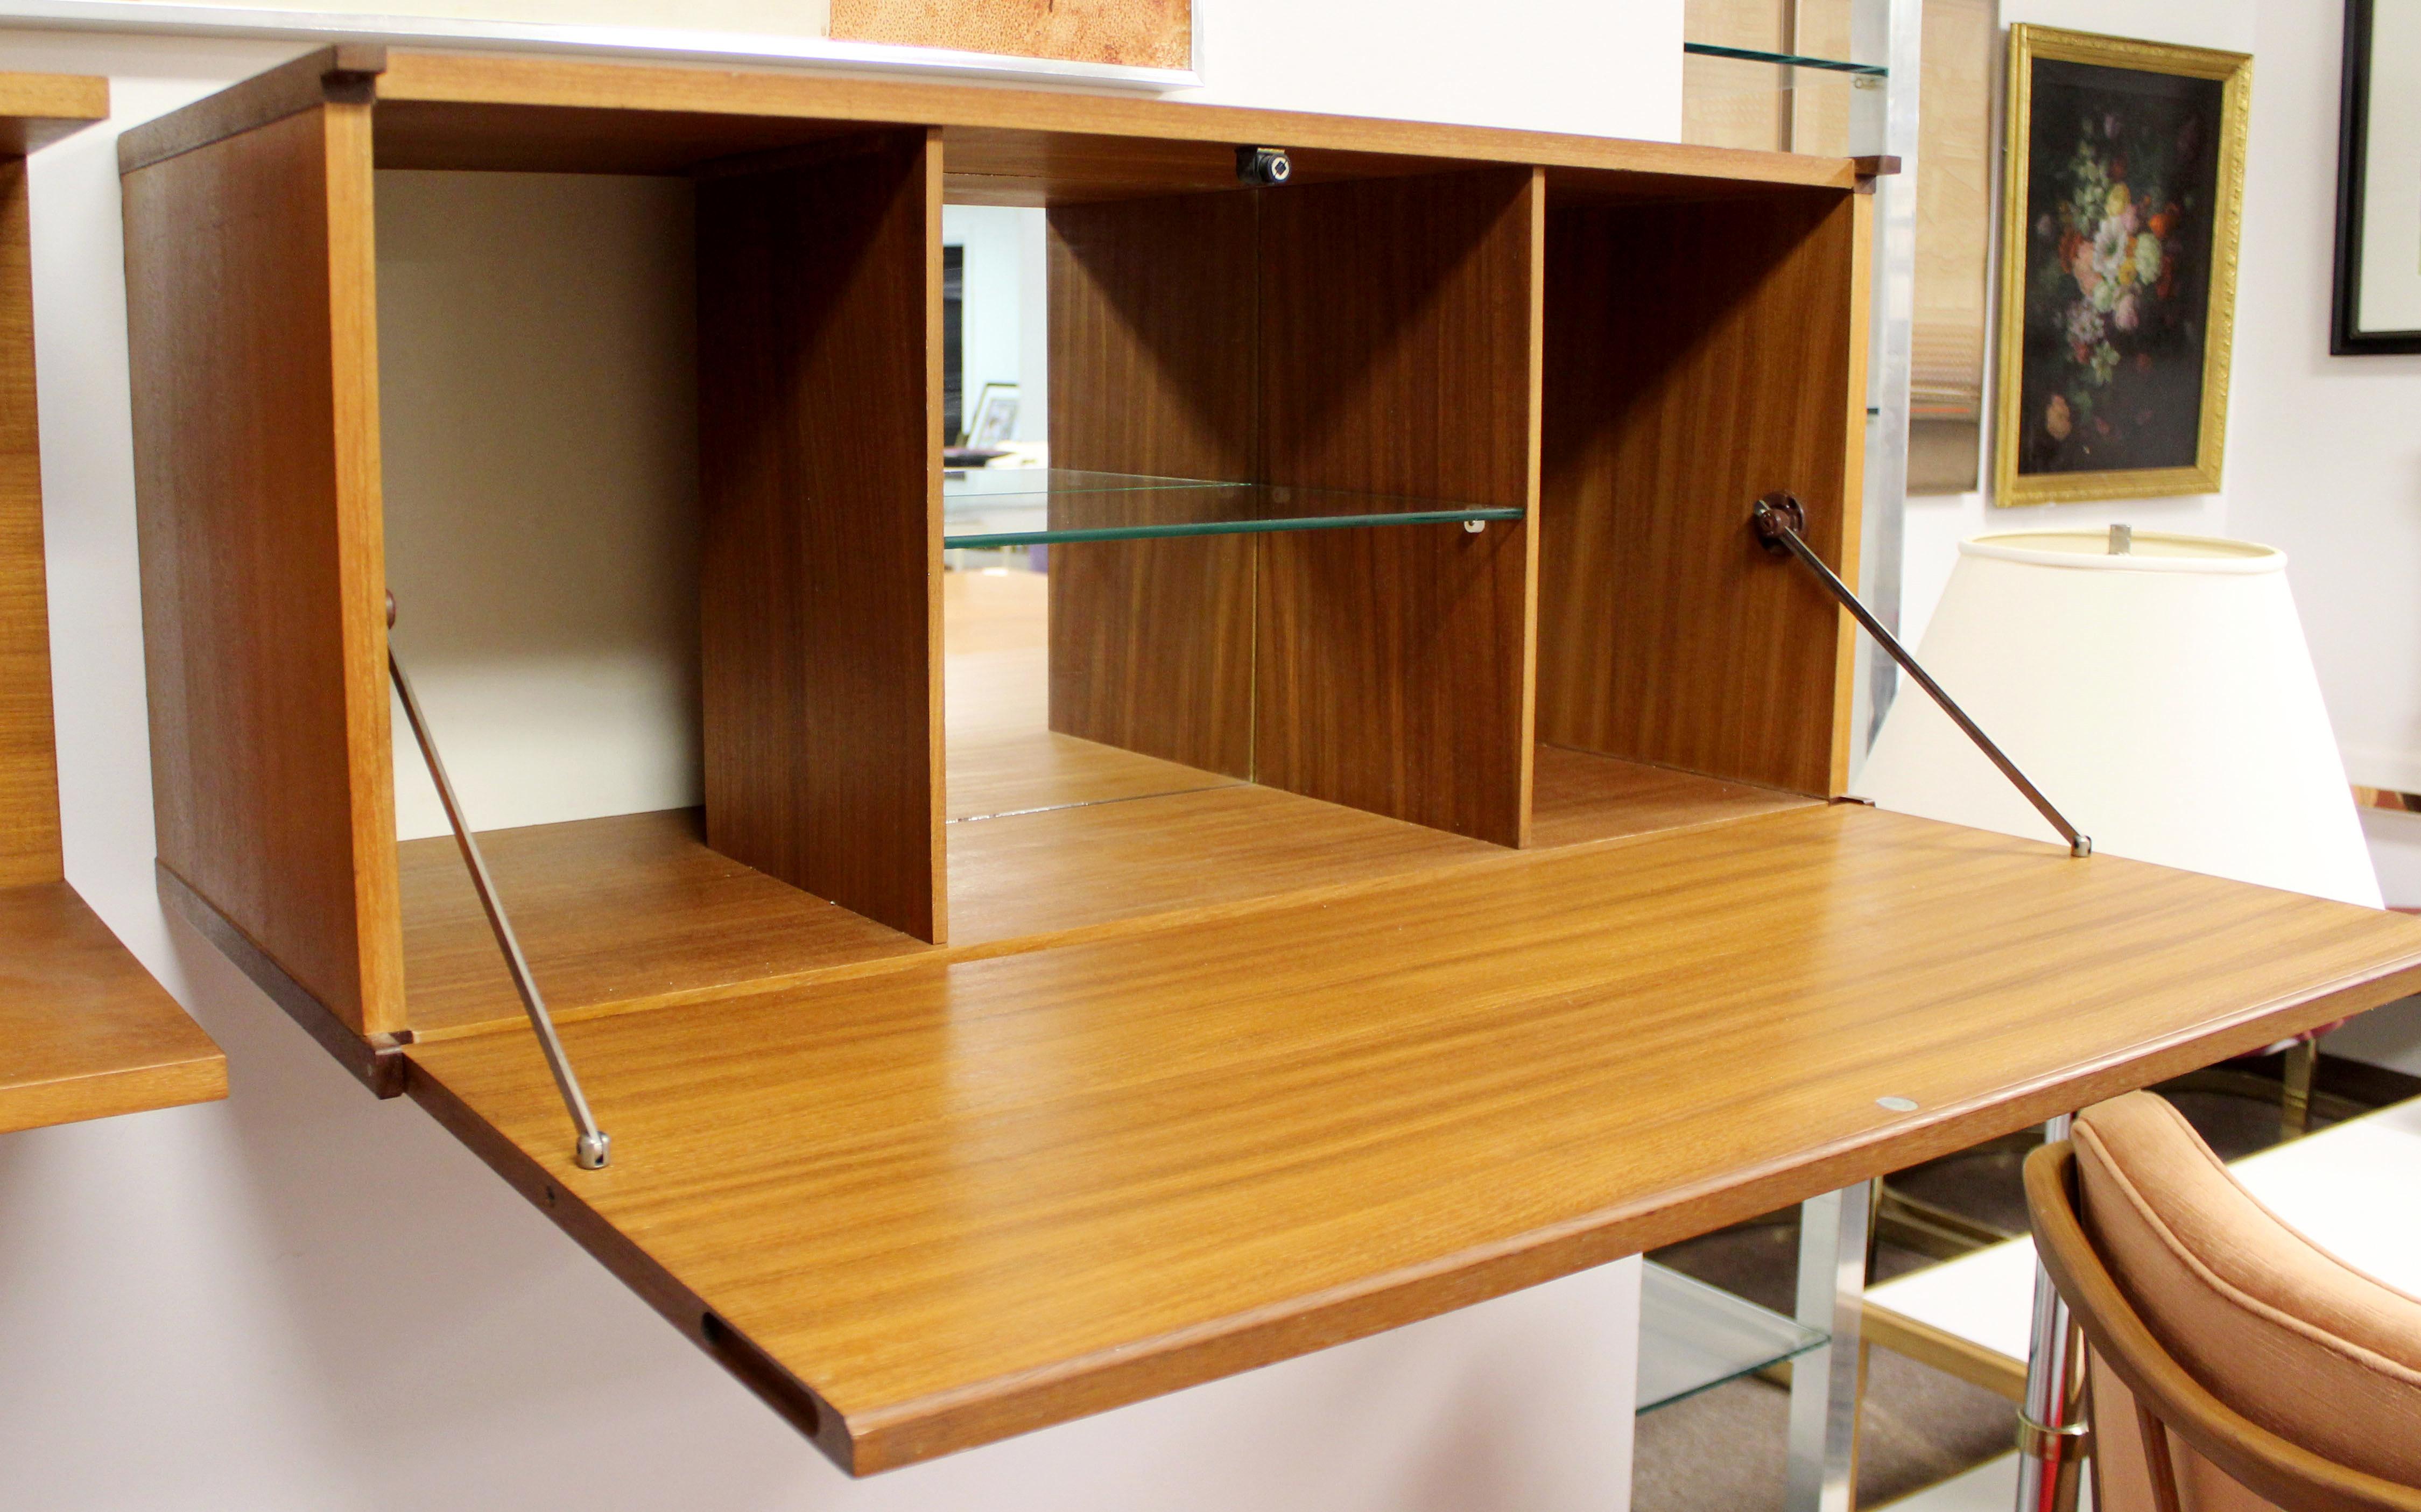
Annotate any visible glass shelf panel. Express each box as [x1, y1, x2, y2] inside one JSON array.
[[1682, 41, 1885, 76], [1636, 1261, 1827, 1413], [942, 468, 1522, 548]]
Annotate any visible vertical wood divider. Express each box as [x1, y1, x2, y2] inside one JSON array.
[[1518, 169, 1546, 836], [124, 101, 405, 1035], [1252, 168, 1542, 848], [696, 129, 947, 944], [1830, 191, 1874, 796], [1537, 188, 1868, 797], [0, 154, 62, 885], [1044, 192, 1259, 778]]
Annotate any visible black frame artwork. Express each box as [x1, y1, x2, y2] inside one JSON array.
[[2334, 0, 2421, 353]]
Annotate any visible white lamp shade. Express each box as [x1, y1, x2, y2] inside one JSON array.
[[1860, 530, 2382, 909]]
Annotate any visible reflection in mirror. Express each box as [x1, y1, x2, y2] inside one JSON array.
[[941, 205, 1254, 835]]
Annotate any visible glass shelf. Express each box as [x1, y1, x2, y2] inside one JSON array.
[[1682, 41, 1885, 77], [942, 468, 1523, 548], [1636, 1261, 1827, 1413]]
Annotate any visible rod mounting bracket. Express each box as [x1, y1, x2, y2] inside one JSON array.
[[576, 1131, 612, 1170], [1751, 491, 1806, 555]]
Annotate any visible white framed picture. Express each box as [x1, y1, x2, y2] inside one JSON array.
[[966, 383, 1020, 446]]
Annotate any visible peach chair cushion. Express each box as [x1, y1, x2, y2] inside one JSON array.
[[2072, 1091, 2421, 1507]]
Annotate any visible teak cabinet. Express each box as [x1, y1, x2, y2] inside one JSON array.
[[0, 72, 223, 1137], [119, 47, 2421, 1474]]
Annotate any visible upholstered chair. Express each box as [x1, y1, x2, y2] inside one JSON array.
[[2024, 1091, 2421, 1512]]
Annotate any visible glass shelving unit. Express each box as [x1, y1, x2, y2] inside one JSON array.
[[1680, 41, 1885, 75], [942, 468, 1523, 548], [1680, 44, 1878, 133], [1635, 1261, 1826, 1413]]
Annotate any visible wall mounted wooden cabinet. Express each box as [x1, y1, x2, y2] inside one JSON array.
[[0, 72, 224, 1138], [120, 47, 2421, 1474]]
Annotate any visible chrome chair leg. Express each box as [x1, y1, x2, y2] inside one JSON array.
[[1786, 1180, 1875, 1512], [2015, 1115, 2091, 1512]]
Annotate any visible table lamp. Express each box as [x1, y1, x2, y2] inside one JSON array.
[[1858, 527, 2380, 909], [1853, 524, 2381, 1512]]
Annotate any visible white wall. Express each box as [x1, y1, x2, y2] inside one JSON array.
[[2226, 0, 2421, 796], [381, 170, 704, 842], [0, 10, 1674, 1509], [2226, 0, 2421, 1069], [1181, 0, 1680, 138]]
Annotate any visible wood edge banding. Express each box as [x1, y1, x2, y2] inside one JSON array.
[[0, 1053, 226, 1136], [117, 45, 386, 177]]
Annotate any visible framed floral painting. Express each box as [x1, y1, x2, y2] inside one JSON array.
[[1993, 26, 2250, 505]]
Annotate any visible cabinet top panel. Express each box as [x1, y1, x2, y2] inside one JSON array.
[[0, 71, 106, 158], [408, 803, 2421, 1474], [121, 46, 1860, 203]]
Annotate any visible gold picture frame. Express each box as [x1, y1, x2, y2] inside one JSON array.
[[1993, 25, 2250, 506]]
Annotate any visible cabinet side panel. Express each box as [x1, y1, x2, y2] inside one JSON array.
[[124, 105, 400, 1034], [1254, 169, 1540, 847], [698, 130, 944, 944], [0, 157, 60, 885], [1538, 191, 1862, 797], [1044, 193, 1257, 779]]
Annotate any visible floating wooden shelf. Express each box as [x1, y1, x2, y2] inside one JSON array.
[[0, 882, 224, 1135], [117, 46, 2421, 1475], [0, 73, 225, 1137]]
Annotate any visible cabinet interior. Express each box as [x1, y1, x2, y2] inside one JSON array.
[[352, 118, 1862, 1047]]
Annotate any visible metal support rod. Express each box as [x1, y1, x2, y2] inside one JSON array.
[[2016, 1115, 2090, 1512], [388, 597, 610, 1171], [1785, 1180, 1874, 1512], [1752, 494, 2094, 859]]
